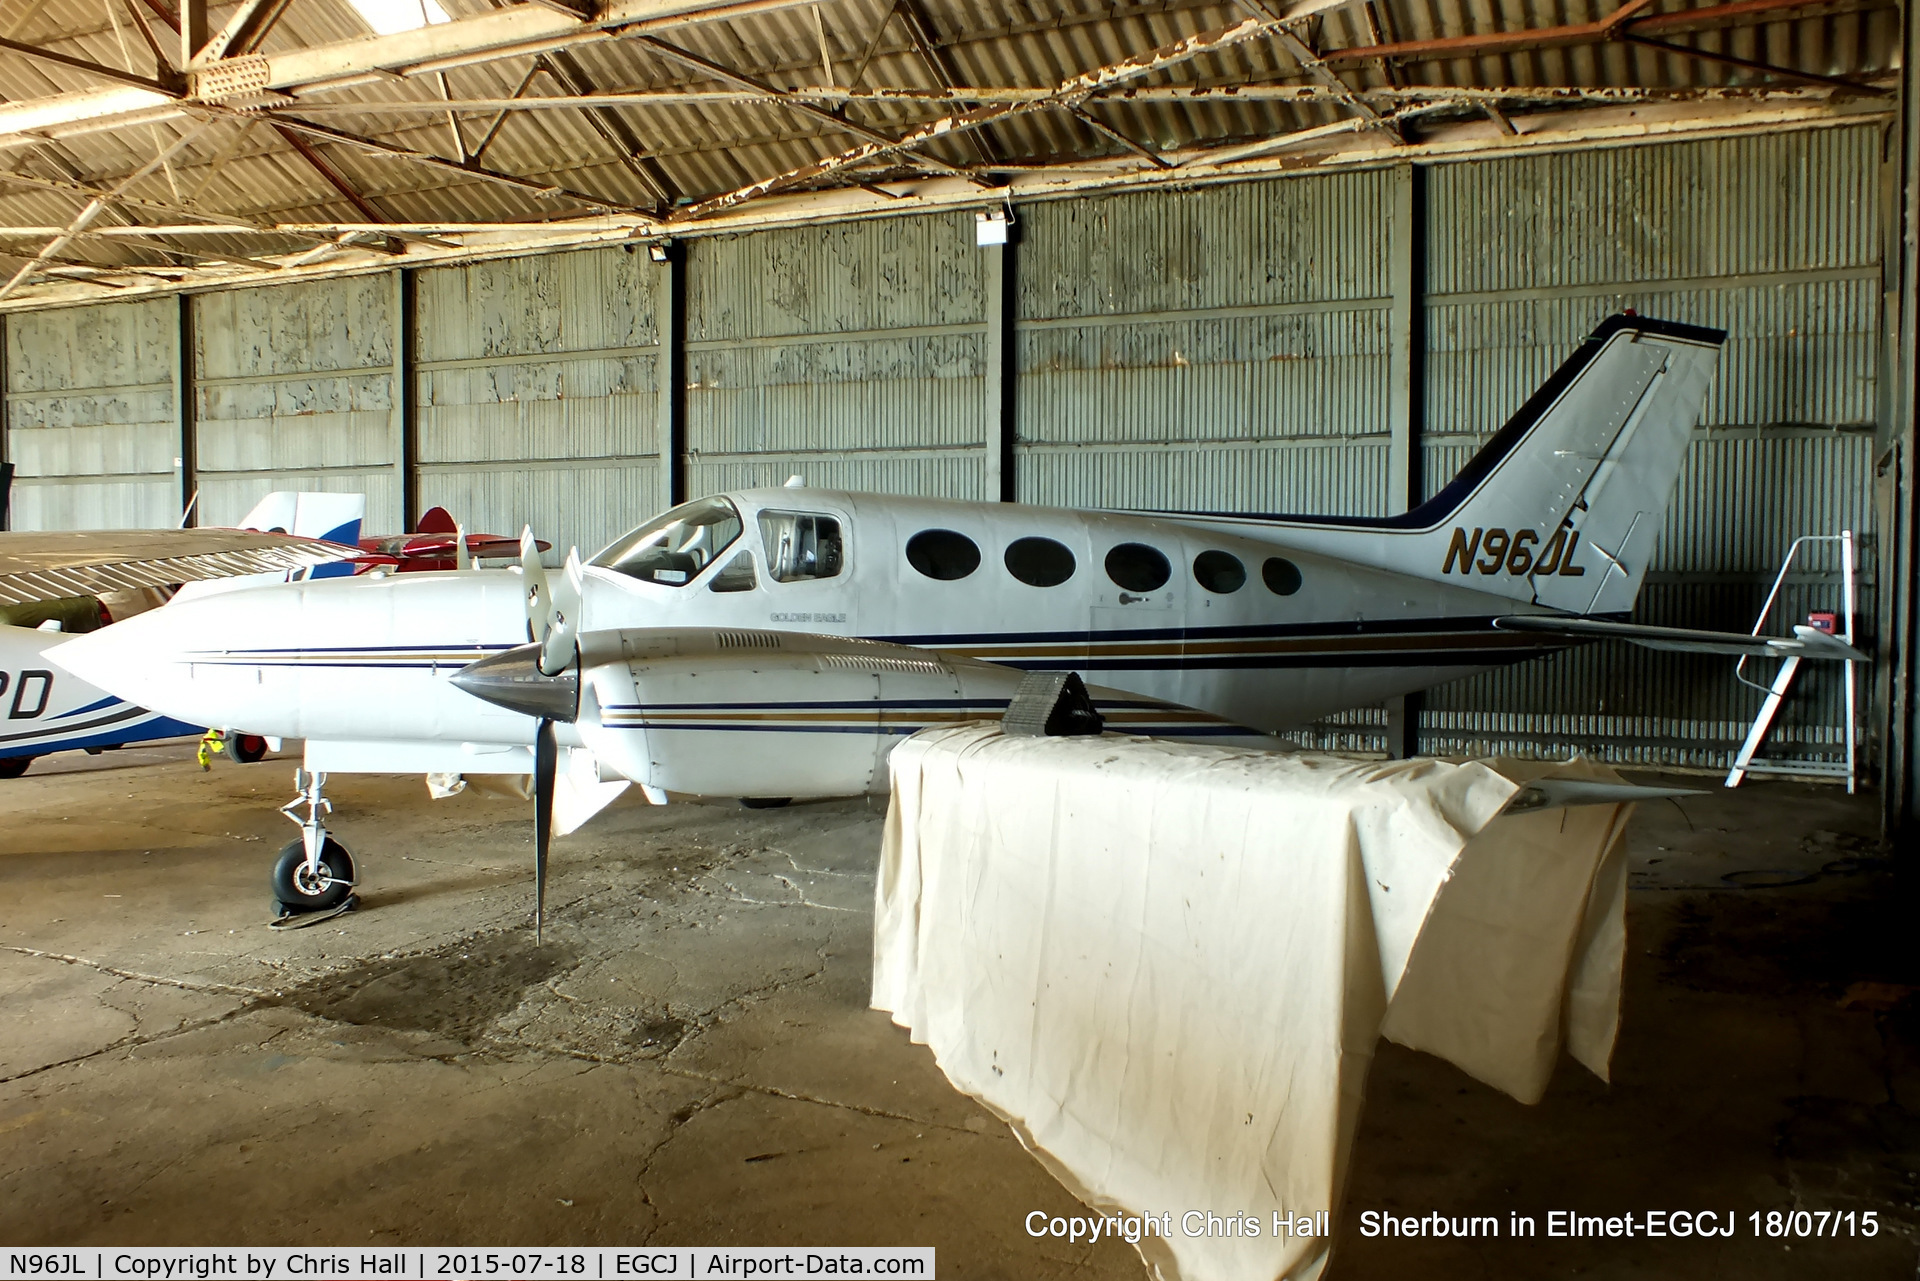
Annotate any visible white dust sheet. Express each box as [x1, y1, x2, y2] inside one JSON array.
[[871, 724, 1633, 1281]]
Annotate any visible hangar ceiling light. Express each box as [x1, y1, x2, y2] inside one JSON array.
[[346, 0, 453, 37]]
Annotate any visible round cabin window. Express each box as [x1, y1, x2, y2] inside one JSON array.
[[1262, 557, 1303, 596], [1004, 536, 1076, 587], [905, 528, 982, 581], [1105, 543, 1171, 593], [1193, 550, 1247, 594]]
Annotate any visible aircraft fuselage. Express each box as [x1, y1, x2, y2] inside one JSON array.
[[52, 487, 1568, 768]]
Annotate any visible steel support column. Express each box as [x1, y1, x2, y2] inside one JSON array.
[[180, 0, 209, 70], [1385, 694, 1420, 761], [1384, 163, 1426, 758], [0, 314, 9, 531], [392, 266, 417, 532], [173, 293, 197, 526], [1386, 161, 1427, 515], [656, 241, 687, 516], [983, 233, 1016, 503], [1889, 0, 1920, 838]]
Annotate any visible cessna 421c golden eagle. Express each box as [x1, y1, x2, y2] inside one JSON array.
[[53, 314, 1863, 923]]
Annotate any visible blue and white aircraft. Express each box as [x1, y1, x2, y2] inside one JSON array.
[[0, 492, 363, 777]]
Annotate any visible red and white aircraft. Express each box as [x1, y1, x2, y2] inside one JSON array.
[[357, 504, 549, 572]]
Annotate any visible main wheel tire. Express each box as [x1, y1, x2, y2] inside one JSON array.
[[0, 756, 33, 779], [271, 837, 355, 913], [739, 797, 792, 809], [228, 734, 269, 764]]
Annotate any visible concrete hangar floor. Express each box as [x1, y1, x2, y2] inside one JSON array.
[[1, 742, 1916, 1279]]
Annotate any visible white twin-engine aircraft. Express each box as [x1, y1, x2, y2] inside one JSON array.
[[52, 315, 1864, 923]]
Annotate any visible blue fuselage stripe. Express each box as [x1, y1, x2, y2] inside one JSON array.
[[1, 714, 203, 759]]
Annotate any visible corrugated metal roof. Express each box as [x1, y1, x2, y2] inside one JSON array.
[[0, 0, 1893, 305]]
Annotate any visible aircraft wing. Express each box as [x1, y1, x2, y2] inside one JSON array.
[[0, 529, 357, 607], [1492, 614, 1868, 662]]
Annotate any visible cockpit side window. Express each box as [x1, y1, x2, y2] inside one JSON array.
[[588, 496, 743, 586], [759, 511, 844, 583]]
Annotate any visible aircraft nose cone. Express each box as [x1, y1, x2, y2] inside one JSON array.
[[48, 605, 182, 695], [452, 643, 578, 722]]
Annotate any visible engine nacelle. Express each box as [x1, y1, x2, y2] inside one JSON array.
[[449, 628, 1268, 802], [574, 629, 1028, 798]]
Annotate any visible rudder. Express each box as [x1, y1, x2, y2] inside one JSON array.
[[1397, 315, 1724, 614]]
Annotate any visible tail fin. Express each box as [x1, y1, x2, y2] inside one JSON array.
[[235, 491, 366, 544], [234, 491, 367, 581], [1425, 316, 1722, 614], [1260, 315, 1723, 615], [416, 505, 458, 535]]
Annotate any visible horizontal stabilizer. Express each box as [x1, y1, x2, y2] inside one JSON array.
[[1503, 777, 1705, 814], [1492, 615, 1869, 663]]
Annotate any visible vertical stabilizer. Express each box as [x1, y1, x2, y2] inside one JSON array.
[[1433, 316, 1726, 615], [1242, 315, 1725, 616], [236, 490, 367, 546], [171, 490, 371, 601]]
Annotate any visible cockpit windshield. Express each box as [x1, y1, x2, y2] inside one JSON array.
[[589, 496, 743, 586]]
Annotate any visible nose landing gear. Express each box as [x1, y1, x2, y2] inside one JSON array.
[[270, 768, 358, 927]]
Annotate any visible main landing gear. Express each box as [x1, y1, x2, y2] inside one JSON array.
[[270, 768, 357, 927]]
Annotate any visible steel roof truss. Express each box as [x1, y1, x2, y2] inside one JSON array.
[[633, 35, 988, 186], [676, 14, 1275, 219], [252, 109, 663, 221]]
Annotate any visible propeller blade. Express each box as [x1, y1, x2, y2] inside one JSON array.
[[534, 716, 556, 943], [455, 523, 471, 572], [520, 527, 551, 646], [519, 529, 580, 676], [540, 547, 583, 677]]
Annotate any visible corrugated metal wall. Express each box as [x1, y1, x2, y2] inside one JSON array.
[[193, 275, 398, 529], [415, 247, 660, 561], [4, 298, 177, 530], [1014, 172, 1396, 514], [1420, 126, 1881, 767], [685, 214, 988, 500]]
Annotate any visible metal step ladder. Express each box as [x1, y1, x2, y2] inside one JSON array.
[[1725, 531, 1856, 793]]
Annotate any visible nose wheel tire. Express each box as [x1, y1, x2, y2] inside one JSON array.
[[0, 756, 33, 779], [271, 837, 355, 913]]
